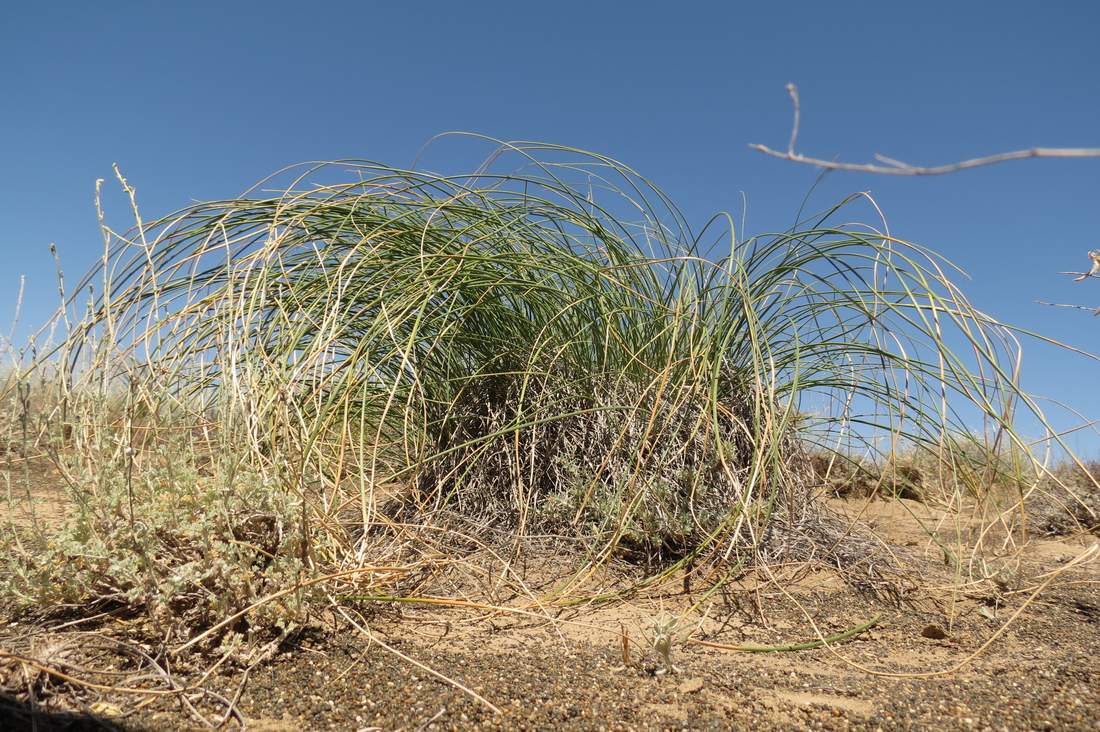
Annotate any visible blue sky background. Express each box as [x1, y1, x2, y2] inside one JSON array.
[[2, 1, 1098, 452]]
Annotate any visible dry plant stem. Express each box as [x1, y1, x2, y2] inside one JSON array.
[[322, 635, 377, 691], [216, 667, 251, 730], [416, 708, 447, 732], [344, 592, 652, 656], [113, 636, 236, 729], [689, 613, 880, 653], [1038, 300, 1100, 314], [756, 543, 1098, 679], [0, 650, 179, 697], [331, 599, 503, 715], [1, 634, 239, 728], [402, 524, 567, 645], [173, 564, 416, 655], [1039, 255, 1100, 314], [752, 83, 1100, 175], [752, 144, 1100, 176]]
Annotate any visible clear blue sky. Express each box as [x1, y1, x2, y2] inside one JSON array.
[[2, 1, 1098, 452]]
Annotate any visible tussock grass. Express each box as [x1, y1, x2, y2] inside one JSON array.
[[1, 139, 1059, 640]]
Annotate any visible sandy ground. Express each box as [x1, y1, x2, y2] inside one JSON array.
[[2, 461, 1099, 731]]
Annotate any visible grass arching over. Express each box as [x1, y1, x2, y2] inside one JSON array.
[[3, 139, 1049, 634]]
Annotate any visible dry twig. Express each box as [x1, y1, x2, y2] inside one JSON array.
[[1039, 251, 1100, 314], [750, 83, 1100, 176]]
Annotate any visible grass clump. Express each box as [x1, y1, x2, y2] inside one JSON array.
[[1, 138, 1050, 636]]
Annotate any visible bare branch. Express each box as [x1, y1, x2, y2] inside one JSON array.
[[1036, 300, 1100, 316], [785, 82, 800, 157], [751, 84, 1100, 175], [1042, 252, 1100, 315], [1073, 251, 1100, 281]]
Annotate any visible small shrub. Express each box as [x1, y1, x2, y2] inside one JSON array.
[[3, 436, 316, 643]]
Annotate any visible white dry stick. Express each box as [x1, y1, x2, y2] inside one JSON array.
[[751, 83, 1100, 176], [1040, 251, 1100, 315], [1073, 250, 1100, 282]]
